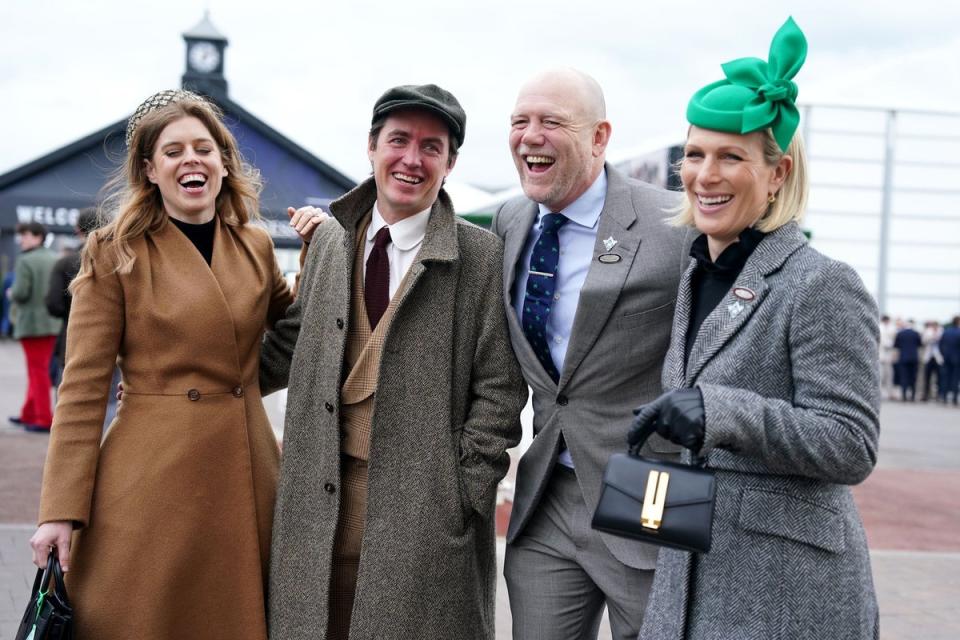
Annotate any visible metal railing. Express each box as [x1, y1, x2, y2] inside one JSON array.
[[801, 104, 960, 321]]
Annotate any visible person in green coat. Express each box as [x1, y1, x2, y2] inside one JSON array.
[[9, 221, 61, 431]]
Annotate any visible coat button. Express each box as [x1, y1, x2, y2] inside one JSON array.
[[232, 386, 244, 398], [557, 394, 568, 406], [336, 318, 344, 329], [324, 482, 336, 494], [325, 402, 334, 413], [187, 389, 201, 401]]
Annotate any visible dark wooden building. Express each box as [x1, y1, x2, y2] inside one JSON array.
[[0, 13, 354, 274]]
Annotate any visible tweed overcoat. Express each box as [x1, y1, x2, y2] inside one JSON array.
[[261, 178, 526, 640], [10, 245, 62, 339], [38, 216, 291, 640], [639, 223, 881, 640]]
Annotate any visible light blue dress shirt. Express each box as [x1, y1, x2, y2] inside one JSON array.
[[512, 170, 607, 467]]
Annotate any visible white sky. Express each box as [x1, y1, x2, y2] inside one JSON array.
[[3, 0, 960, 191]]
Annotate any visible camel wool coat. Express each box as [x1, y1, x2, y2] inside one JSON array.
[[38, 216, 291, 640], [261, 178, 526, 639]]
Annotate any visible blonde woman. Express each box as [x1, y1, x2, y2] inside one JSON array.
[[631, 19, 880, 639]]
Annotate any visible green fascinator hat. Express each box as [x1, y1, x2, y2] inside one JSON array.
[[687, 17, 807, 152]]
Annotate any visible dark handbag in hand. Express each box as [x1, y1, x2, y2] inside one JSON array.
[[591, 423, 717, 553], [15, 550, 74, 640]]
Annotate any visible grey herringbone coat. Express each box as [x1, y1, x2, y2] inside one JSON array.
[[260, 179, 526, 640], [639, 223, 880, 640]]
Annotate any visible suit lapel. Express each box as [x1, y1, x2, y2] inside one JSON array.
[[559, 167, 640, 388]]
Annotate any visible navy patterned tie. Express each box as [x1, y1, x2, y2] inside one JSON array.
[[522, 213, 568, 382]]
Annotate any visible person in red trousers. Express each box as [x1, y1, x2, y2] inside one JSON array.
[[8, 222, 61, 431]]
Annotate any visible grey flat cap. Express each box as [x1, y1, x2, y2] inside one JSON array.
[[372, 84, 466, 148]]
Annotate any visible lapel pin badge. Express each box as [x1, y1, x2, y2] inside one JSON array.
[[727, 301, 745, 318], [603, 236, 617, 251], [598, 253, 621, 264], [732, 287, 756, 302]]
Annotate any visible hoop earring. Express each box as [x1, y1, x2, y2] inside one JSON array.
[[767, 193, 777, 204]]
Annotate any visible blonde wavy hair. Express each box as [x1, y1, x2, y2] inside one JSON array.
[[669, 128, 808, 233], [72, 97, 262, 292]]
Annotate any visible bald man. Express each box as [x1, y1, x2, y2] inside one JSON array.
[[491, 69, 690, 639]]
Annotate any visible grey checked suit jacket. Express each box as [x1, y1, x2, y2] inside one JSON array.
[[639, 222, 880, 640], [492, 165, 690, 570]]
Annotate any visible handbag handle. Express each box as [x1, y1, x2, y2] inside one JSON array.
[[36, 548, 70, 603], [628, 422, 657, 457], [628, 420, 708, 468]]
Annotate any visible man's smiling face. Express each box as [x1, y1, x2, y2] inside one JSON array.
[[368, 109, 456, 223], [509, 73, 608, 212]]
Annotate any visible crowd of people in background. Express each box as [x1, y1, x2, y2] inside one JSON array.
[[880, 314, 960, 405], [2, 212, 123, 432]]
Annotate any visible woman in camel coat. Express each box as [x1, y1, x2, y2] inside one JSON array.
[[29, 90, 316, 640]]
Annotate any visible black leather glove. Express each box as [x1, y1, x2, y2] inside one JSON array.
[[628, 388, 706, 452]]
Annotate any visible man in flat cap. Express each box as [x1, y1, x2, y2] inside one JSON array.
[[261, 84, 525, 640], [493, 69, 690, 639]]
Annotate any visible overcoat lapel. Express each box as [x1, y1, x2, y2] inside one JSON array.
[[209, 217, 256, 366], [682, 223, 808, 386], [560, 167, 641, 388], [663, 261, 696, 390], [328, 177, 460, 357], [683, 262, 768, 386], [155, 217, 240, 357]]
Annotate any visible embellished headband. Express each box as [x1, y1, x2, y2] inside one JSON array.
[[686, 17, 807, 151], [125, 89, 206, 147]]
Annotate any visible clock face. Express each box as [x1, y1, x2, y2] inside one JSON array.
[[189, 42, 221, 74]]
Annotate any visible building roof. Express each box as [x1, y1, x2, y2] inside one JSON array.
[[182, 11, 228, 42], [0, 96, 355, 246]]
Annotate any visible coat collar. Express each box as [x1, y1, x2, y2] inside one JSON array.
[[329, 177, 460, 264], [669, 221, 809, 387]]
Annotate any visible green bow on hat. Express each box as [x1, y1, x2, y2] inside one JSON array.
[[687, 17, 807, 151]]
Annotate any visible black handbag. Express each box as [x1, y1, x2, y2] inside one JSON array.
[[591, 423, 717, 553], [15, 550, 74, 640]]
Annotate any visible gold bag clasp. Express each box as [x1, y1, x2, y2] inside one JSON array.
[[640, 470, 669, 530]]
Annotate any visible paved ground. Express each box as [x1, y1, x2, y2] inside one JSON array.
[[1, 339, 958, 638]]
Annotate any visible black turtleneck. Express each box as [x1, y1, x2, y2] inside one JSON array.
[[684, 227, 766, 362], [169, 216, 216, 266]]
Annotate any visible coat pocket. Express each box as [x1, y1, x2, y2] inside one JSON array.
[[617, 299, 676, 329], [738, 488, 845, 554]]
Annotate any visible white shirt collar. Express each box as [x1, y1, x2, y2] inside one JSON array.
[[536, 169, 607, 230], [369, 202, 431, 250]]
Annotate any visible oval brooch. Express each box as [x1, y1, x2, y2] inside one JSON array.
[[732, 287, 756, 301]]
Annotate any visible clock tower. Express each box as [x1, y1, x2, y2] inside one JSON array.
[[181, 12, 228, 99]]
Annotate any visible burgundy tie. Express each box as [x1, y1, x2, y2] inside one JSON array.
[[365, 226, 392, 329]]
